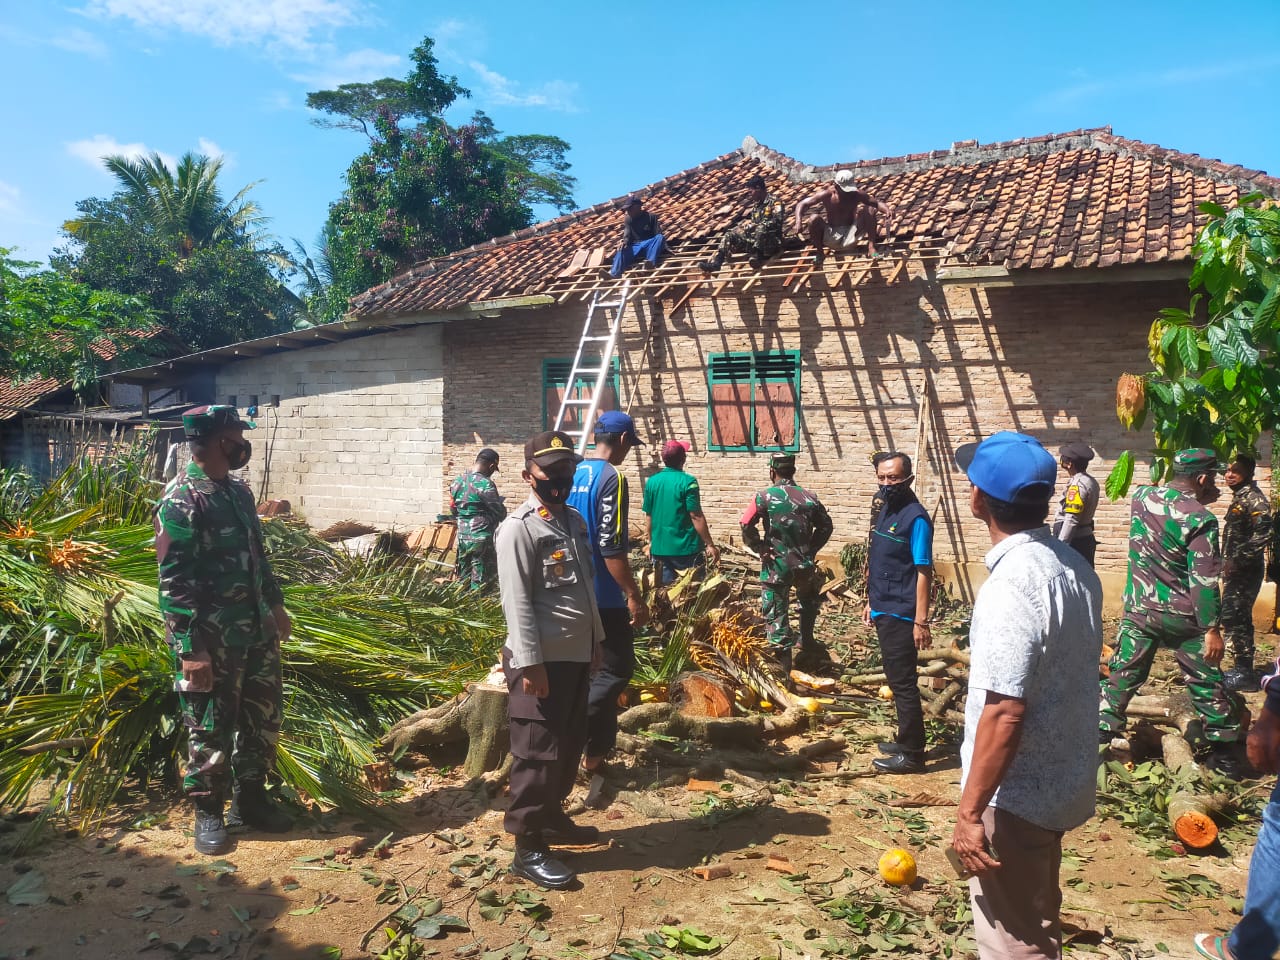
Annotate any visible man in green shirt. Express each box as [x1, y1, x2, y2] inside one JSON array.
[[642, 440, 719, 584]]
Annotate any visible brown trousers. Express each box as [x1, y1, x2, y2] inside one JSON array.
[[502, 651, 589, 840], [968, 805, 1065, 959]]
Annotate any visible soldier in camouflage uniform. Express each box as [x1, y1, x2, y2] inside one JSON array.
[[699, 174, 787, 273], [1098, 448, 1246, 778], [740, 453, 834, 675], [1221, 454, 1273, 692], [450, 448, 507, 592], [156, 405, 293, 855]]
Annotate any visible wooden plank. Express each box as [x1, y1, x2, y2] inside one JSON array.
[[886, 255, 909, 284], [669, 279, 704, 315], [585, 246, 606, 270]]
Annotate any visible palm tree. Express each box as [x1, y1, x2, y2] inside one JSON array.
[[64, 152, 266, 258]]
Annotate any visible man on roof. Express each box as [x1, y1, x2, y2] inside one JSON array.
[[610, 195, 668, 278], [794, 170, 896, 265], [699, 174, 786, 274]]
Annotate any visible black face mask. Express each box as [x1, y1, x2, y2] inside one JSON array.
[[225, 439, 252, 470], [878, 480, 913, 506], [533, 475, 571, 505]]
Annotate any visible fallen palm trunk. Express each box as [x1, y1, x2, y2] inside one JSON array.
[[1161, 729, 1219, 850]]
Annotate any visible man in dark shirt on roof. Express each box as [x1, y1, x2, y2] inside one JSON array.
[[567, 411, 651, 774], [610, 195, 667, 278]]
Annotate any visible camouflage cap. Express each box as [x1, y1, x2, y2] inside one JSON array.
[[1171, 448, 1221, 476], [181, 404, 252, 440], [769, 453, 796, 470]]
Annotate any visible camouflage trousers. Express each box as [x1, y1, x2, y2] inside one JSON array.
[[176, 640, 282, 800], [718, 221, 783, 261], [1222, 562, 1265, 666], [455, 535, 498, 592], [761, 564, 823, 650], [1099, 614, 1244, 744]]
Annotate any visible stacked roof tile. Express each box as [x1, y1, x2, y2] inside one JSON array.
[[349, 127, 1277, 320]]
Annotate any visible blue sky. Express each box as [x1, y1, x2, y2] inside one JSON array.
[[3, 0, 1278, 269]]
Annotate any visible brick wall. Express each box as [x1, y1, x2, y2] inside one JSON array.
[[214, 324, 445, 530], [441, 266, 1269, 587]]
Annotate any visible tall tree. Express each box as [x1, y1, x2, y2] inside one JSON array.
[[307, 37, 575, 323], [55, 153, 297, 352], [1108, 196, 1280, 497], [0, 249, 155, 390]]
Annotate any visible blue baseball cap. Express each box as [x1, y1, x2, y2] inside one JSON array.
[[955, 431, 1056, 504], [594, 410, 644, 445]]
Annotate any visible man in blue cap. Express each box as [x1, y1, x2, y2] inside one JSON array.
[[950, 432, 1103, 960], [566, 411, 650, 775]]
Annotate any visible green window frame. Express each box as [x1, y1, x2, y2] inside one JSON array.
[[706, 350, 801, 452], [542, 356, 621, 433]]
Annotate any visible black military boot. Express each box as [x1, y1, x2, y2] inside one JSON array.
[[542, 811, 601, 846], [227, 781, 293, 834], [192, 797, 230, 855], [1223, 662, 1261, 693], [698, 256, 723, 273], [1204, 742, 1249, 781], [794, 640, 838, 677]]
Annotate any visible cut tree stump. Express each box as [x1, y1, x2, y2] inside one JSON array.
[[668, 671, 735, 718], [381, 682, 510, 778]]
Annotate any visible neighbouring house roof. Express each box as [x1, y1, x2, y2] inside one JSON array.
[[349, 126, 1278, 320], [1, 331, 167, 421]]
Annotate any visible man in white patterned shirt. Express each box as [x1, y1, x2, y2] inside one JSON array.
[[951, 432, 1104, 960]]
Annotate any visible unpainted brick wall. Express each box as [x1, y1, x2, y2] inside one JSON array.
[[441, 265, 1271, 580], [213, 325, 445, 530]]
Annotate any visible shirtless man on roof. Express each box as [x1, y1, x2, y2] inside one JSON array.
[[794, 170, 895, 266]]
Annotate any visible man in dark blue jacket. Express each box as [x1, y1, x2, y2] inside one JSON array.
[[863, 452, 934, 774]]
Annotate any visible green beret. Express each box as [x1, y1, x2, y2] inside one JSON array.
[[182, 405, 253, 440], [1171, 448, 1220, 475]]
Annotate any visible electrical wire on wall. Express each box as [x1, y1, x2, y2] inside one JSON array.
[[257, 403, 277, 503]]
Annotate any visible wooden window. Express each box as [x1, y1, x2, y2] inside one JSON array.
[[542, 356, 620, 433], [707, 351, 801, 452]]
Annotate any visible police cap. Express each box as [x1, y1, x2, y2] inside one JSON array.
[[182, 405, 252, 440], [1058, 441, 1095, 463], [524, 431, 579, 467]]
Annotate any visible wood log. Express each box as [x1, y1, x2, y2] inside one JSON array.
[[924, 680, 965, 719], [380, 683, 510, 778], [845, 660, 949, 686], [1167, 792, 1218, 849], [797, 735, 847, 761], [668, 672, 735, 718]]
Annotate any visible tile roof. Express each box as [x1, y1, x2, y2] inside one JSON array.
[[0, 331, 163, 422], [349, 127, 1278, 320]]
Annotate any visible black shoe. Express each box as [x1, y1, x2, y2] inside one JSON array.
[[698, 259, 722, 273], [1099, 728, 1118, 745], [227, 781, 292, 834], [747, 256, 763, 270], [193, 802, 230, 855], [511, 842, 576, 889], [1223, 666, 1261, 693], [1204, 743, 1250, 781], [872, 752, 925, 775], [877, 741, 907, 756], [542, 815, 600, 846], [794, 642, 838, 676]]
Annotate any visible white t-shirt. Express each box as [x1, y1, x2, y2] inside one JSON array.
[[961, 526, 1104, 832]]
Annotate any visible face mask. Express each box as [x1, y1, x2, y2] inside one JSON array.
[[225, 439, 252, 470], [1196, 483, 1220, 505], [533, 475, 571, 505], [878, 480, 912, 505]]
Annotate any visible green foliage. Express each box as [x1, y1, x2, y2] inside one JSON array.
[[1108, 197, 1280, 495], [53, 152, 298, 352], [309, 35, 575, 323], [0, 447, 505, 842], [0, 249, 155, 389]]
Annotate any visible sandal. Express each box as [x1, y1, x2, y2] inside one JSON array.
[[1193, 933, 1234, 960]]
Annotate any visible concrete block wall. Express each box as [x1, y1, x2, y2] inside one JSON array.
[[440, 266, 1276, 601], [214, 324, 445, 530]]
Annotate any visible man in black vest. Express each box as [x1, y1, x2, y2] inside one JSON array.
[[863, 452, 935, 774]]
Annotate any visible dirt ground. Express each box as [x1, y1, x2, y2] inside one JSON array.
[[1, 683, 1266, 960]]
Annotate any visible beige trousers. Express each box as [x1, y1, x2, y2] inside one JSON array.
[[968, 805, 1065, 959]]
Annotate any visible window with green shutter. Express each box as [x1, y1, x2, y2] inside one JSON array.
[[706, 351, 801, 452], [542, 356, 621, 432]]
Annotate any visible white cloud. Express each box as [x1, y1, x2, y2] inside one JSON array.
[[1035, 58, 1280, 110], [49, 26, 110, 57], [79, 0, 363, 55], [66, 134, 176, 173], [289, 47, 402, 88], [261, 90, 296, 112], [0, 180, 21, 214], [467, 60, 579, 112], [197, 137, 225, 160]]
